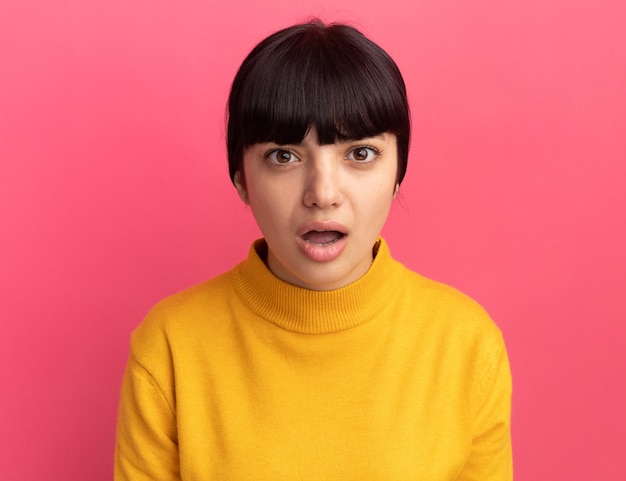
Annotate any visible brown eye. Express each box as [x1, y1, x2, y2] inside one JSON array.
[[267, 149, 299, 164], [347, 146, 378, 162], [354, 148, 368, 160]]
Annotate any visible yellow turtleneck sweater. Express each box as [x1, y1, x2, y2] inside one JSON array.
[[115, 239, 512, 480]]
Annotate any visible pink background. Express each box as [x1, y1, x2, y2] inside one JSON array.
[[1, 0, 625, 479]]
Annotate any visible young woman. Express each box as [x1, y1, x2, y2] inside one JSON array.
[[115, 20, 512, 480]]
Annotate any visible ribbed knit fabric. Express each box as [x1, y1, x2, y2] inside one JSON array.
[[115, 239, 512, 480]]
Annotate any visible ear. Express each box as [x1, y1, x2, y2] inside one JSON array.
[[234, 170, 249, 205], [393, 183, 400, 199]]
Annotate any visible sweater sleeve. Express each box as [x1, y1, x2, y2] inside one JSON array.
[[114, 353, 181, 481], [457, 335, 513, 481]]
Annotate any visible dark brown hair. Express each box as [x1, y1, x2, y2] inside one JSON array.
[[227, 20, 411, 184]]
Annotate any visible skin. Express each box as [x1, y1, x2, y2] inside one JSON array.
[[234, 128, 398, 291]]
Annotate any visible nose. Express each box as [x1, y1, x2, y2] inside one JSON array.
[[302, 158, 343, 209]]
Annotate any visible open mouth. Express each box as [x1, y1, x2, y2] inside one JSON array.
[[301, 230, 346, 246]]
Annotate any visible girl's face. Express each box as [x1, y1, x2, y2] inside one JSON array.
[[235, 128, 398, 291]]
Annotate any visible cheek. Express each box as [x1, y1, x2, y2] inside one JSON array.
[[247, 182, 291, 221], [358, 176, 394, 201], [357, 185, 395, 222]]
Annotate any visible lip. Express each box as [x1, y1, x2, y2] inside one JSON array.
[[296, 221, 348, 262], [296, 221, 348, 237]]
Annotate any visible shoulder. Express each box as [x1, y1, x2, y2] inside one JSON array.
[[395, 267, 510, 402], [150, 269, 234, 320], [400, 268, 495, 322], [129, 266, 239, 366], [396, 266, 505, 352]]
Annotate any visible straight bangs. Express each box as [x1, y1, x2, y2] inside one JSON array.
[[227, 22, 411, 183]]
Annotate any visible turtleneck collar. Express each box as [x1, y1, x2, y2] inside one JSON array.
[[233, 238, 405, 334]]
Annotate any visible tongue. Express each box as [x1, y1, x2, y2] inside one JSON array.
[[301, 230, 343, 245]]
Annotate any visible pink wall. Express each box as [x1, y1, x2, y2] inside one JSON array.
[[1, 0, 624, 479]]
